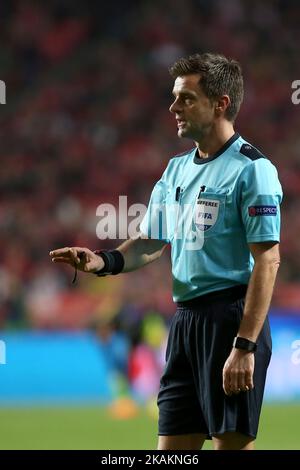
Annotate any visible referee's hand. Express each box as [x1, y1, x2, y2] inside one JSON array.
[[49, 247, 104, 273], [222, 348, 255, 396]]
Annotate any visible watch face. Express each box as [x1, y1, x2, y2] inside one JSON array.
[[234, 337, 257, 352]]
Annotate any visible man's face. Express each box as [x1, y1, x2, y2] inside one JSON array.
[[169, 74, 215, 141]]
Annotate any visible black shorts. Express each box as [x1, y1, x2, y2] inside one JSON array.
[[158, 285, 272, 439]]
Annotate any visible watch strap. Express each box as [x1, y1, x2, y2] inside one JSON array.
[[233, 336, 257, 352]]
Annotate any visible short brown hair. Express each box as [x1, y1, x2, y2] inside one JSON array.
[[169, 53, 244, 122]]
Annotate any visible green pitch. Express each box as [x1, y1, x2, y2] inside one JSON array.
[[0, 403, 299, 450]]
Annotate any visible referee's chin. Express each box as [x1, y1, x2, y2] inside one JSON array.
[[177, 128, 190, 139]]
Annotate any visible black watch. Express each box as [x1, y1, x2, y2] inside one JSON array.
[[233, 336, 257, 352]]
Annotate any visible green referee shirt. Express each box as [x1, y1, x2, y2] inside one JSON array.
[[140, 133, 283, 302]]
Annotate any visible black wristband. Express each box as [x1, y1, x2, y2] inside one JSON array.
[[233, 336, 257, 352], [94, 250, 125, 276]]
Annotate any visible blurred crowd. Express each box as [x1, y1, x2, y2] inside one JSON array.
[[1, 0, 300, 332]]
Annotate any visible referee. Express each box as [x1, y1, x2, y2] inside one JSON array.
[[50, 53, 282, 450]]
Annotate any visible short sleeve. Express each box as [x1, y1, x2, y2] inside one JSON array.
[[139, 174, 169, 242], [239, 159, 283, 243]]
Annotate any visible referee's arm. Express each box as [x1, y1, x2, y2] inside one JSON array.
[[117, 235, 168, 272], [238, 241, 280, 342], [223, 241, 280, 396], [49, 235, 168, 274]]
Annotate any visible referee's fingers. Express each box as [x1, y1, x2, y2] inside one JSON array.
[[51, 257, 74, 265], [50, 247, 82, 264], [245, 369, 254, 390], [49, 247, 71, 257], [230, 369, 239, 394], [238, 370, 246, 391], [222, 369, 231, 396], [68, 247, 81, 264]]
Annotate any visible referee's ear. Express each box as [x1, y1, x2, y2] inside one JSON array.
[[215, 95, 230, 117]]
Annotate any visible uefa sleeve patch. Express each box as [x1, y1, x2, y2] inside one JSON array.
[[248, 205, 277, 217]]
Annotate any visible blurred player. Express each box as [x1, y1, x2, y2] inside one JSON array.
[[50, 53, 282, 450]]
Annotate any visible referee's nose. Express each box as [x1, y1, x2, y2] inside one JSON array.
[[169, 98, 181, 114]]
